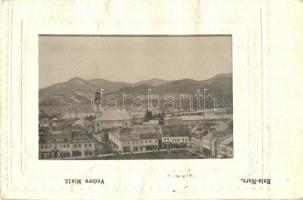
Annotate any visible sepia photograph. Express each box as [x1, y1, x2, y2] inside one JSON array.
[[0, 0, 303, 200], [3, 0, 303, 199], [39, 35, 233, 160]]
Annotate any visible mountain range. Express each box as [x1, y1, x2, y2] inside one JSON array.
[[39, 73, 232, 112]]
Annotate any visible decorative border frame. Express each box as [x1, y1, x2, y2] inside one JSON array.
[[0, 1, 270, 199]]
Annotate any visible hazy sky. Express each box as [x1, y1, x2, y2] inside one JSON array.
[[39, 35, 232, 88]]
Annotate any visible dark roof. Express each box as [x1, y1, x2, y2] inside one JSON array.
[[161, 125, 190, 137], [110, 126, 160, 141], [39, 130, 94, 144], [72, 133, 94, 142], [192, 129, 209, 139], [39, 133, 72, 144], [139, 133, 158, 140], [227, 142, 233, 147], [120, 127, 133, 134]]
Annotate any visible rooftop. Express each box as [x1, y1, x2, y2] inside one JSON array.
[[180, 114, 232, 121], [192, 128, 209, 139], [227, 142, 233, 147], [95, 110, 131, 121], [220, 134, 233, 145], [110, 126, 160, 141], [203, 129, 232, 141], [161, 125, 190, 137], [39, 125, 94, 144]]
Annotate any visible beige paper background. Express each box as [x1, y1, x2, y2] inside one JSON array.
[[0, 0, 302, 199]]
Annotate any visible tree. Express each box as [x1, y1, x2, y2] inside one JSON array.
[[159, 115, 164, 125], [85, 115, 96, 121], [144, 109, 153, 122]]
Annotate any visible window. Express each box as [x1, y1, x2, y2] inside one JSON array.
[[89, 143, 91, 147], [41, 145, 43, 149], [149, 140, 151, 143], [79, 144, 81, 147], [74, 144, 77, 148], [67, 144, 69, 148]]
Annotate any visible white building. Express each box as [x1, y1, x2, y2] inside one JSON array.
[[217, 134, 233, 158], [94, 110, 131, 131], [160, 125, 190, 149], [189, 126, 209, 155], [109, 126, 160, 153], [39, 129, 95, 159]]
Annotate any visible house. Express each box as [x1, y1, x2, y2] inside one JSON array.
[[109, 126, 160, 153], [160, 125, 190, 149], [39, 117, 56, 129], [217, 134, 233, 158], [94, 110, 131, 131], [39, 127, 95, 159], [189, 126, 209, 155], [202, 128, 232, 158]]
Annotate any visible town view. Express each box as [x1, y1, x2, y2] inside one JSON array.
[[39, 35, 233, 160]]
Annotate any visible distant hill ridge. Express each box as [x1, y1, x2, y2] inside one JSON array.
[[39, 73, 232, 111]]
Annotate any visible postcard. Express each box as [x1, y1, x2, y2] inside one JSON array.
[[1, 0, 302, 199]]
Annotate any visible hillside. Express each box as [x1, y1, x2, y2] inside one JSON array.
[[39, 73, 232, 112], [133, 79, 170, 87]]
